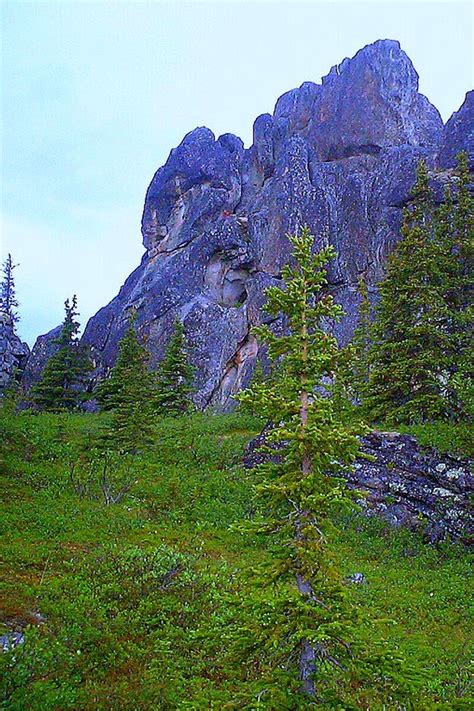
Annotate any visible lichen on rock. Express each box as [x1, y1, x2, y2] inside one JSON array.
[[244, 428, 473, 543]]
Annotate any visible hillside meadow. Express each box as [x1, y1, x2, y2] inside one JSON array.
[[0, 411, 472, 709]]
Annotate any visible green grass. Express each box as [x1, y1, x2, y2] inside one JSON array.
[[0, 411, 472, 709], [396, 420, 474, 458]]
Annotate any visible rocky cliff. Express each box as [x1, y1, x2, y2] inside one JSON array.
[[0, 312, 29, 392], [21, 325, 61, 390], [24, 40, 474, 408]]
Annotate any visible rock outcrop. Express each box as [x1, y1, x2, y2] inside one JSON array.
[[346, 431, 473, 543], [438, 90, 474, 169], [21, 325, 61, 390], [24, 40, 473, 407], [243, 429, 473, 543], [0, 312, 29, 391]]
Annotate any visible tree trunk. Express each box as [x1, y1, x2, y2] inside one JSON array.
[[296, 511, 317, 694], [299, 639, 317, 696], [297, 311, 317, 694]]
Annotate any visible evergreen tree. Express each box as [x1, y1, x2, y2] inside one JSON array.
[[238, 358, 267, 416], [442, 152, 474, 417], [364, 160, 451, 424], [233, 227, 396, 703], [349, 274, 372, 404], [0, 370, 22, 413], [95, 315, 152, 412], [250, 358, 266, 388], [106, 395, 154, 454], [32, 296, 91, 412], [0, 254, 19, 323], [451, 353, 474, 419], [95, 314, 155, 453], [154, 320, 195, 416], [453, 151, 474, 311]]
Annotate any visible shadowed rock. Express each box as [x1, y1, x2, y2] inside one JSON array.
[[438, 91, 474, 169], [21, 325, 61, 390], [0, 311, 29, 391]]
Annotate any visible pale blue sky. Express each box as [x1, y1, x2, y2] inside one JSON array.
[[2, 0, 473, 345]]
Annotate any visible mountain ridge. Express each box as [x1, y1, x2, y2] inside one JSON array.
[[19, 39, 474, 408]]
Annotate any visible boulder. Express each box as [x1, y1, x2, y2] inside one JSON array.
[[243, 428, 473, 543]]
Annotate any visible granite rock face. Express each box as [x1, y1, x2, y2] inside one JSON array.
[[0, 311, 29, 391], [438, 90, 474, 169], [24, 40, 473, 407], [243, 428, 473, 543], [21, 325, 61, 390]]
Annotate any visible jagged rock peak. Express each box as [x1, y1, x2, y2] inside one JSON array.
[[141, 39, 444, 263], [322, 39, 410, 84], [141, 126, 244, 256], [438, 90, 474, 169], [268, 38, 443, 162]]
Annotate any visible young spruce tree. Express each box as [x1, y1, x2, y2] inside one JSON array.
[[0, 254, 20, 323], [364, 160, 451, 424], [233, 227, 406, 705], [32, 296, 91, 412], [95, 313, 155, 453], [154, 320, 195, 416]]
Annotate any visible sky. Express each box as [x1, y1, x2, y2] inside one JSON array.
[[2, 0, 473, 346]]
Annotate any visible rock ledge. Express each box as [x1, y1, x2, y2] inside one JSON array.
[[243, 429, 473, 543]]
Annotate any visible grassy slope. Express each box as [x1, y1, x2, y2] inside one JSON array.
[[0, 412, 472, 709]]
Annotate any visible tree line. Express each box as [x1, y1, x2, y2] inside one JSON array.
[[33, 307, 194, 451], [0, 267, 196, 451]]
